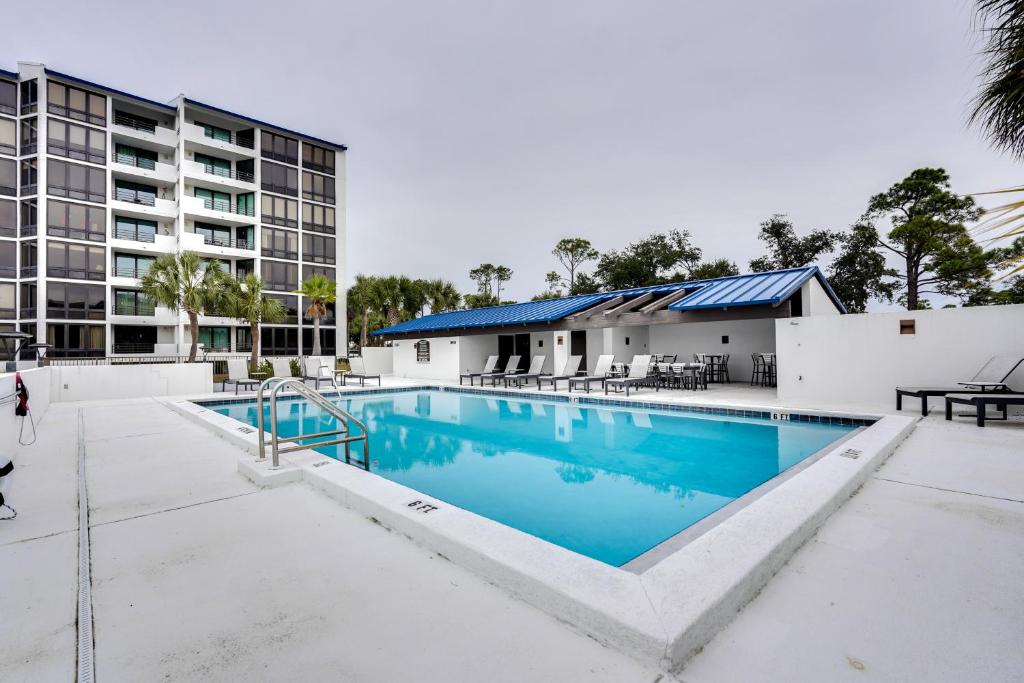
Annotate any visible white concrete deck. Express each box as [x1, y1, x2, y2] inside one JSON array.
[[2, 379, 1021, 681]]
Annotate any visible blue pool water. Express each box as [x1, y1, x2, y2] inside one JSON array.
[[205, 390, 856, 566]]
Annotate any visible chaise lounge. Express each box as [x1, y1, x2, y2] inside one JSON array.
[[481, 355, 521, 387], [568, 355, 615, 393], [460, 355, 498, 386], [342, 356, 382, 387], [605, 355, 655, 397], [945, 392, 1024, 427], [222, 358, 260, 395], [536, 355, 582, 391], [896, 355, 1023, 416], [505, 355, 546, 388]]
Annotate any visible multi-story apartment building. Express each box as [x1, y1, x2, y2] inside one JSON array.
[[0, 62, 346, 359]]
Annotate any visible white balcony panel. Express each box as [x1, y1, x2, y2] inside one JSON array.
[[181, 195, 255, 227], [111, 121, 178, 151], [110, 196, 178, 220], [111, 158, 177, 186], [181, 122, 255, 160], [182, 159, 255, 192], [179, 230, 255, 259]]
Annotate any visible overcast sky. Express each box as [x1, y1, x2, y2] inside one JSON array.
[[7, 0, 1019, 302]]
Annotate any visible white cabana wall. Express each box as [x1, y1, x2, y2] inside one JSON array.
[[648, 318, 776, 381]]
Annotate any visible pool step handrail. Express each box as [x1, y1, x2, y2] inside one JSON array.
[[255, 377, 370, 471]]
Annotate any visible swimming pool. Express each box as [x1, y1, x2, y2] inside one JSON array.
[[204, 389, 858, 566]]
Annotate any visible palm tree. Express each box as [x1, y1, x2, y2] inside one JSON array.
[[348, 274, 379, 348], [140, 251, 229, 362], [970, 0, 1024, 274], [294, 274, 336, 356], [224, 273, 285, 370], [375, 275, 405, 326], [423, 278, 461, 313]]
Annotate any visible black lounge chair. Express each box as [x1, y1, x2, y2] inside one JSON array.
[[536, 355, 582, 391], [568, 355, 615, 393], [460, 355, 498, 386], [505, 356, 546, 388], [896, 355, 1023, 416], [605, 355, 656, 397], [341, 357, 382, 387], [945, 393, 1024, 427], [481, 355, 521, 387]]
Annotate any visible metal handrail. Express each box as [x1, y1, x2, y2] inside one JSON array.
[[256, 377, 369, 470]]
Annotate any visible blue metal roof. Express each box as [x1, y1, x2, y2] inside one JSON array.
[[373, 266, 844, 336]]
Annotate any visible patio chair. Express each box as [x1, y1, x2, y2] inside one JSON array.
[[506, 355, 547, 388], [270, 358, 293, 379], [944, 392, 1024, 427], [481, 355, 521, 387], [568, 355, 615, 393], [460, 355, 498, 386], [605, 355, 655, 397], [343, 356, 382, 387], [896, 355, 1023, 416], [223, 358, 260, 395], [537, 355, 583, 391], [302, 356, 338, 390]]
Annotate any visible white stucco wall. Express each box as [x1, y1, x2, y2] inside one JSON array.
[[459, 334, 498, 376], [392, 337, 461, 380], [49, 363, 213, 402], [648, 318, 777, 381], [801, 277, 841, 316], [1, 366, 52, 452], [528, 332, 556, 374], [775, 304, 1024, 409], [358, 347, 394, 376], [603, 325, 650, 365]]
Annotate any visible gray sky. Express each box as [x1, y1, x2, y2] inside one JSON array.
[[8, 0, 1019, 303]]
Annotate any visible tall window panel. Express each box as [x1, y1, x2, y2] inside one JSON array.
[[261, 260, 298, 291], [0, 117, 15, 155], [47, 199, 106, 242], [46, 323, 105, 358], [20, 80, 38, 114], [48, 159, 106, 203], [47, 119, 106, 164], [0, 81, 16, 116], [302, 265, 335, 282], [260, 194, 298, 228], [261, 327, 298, 356], [261, 161, 298, 196], [301, 142, 335, 174], [20, 242, 37, 278], [46, 240, 106, 280], [0, 199, 14, 238], [19, 159, 37, 195], [20, 199, 38, 237], [261, 131, 298, 164], [301, 202, 335, 234], [261, 226, 298, 260], [45, 281, 106, 320], [0, 282, 15, 319], [20, 283, 37, 318], [0, 240, 14, 278], [20, 118, 38, 155], [301, 171, 335, 204], [301, 233, 336, 264], [265, 293, 298, 324], [0, 158, 14, 196], [47, 81, 106, 126]]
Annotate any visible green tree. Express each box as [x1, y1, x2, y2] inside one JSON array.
[[570, 272, 601, 294], [862, 168, 987, 309], [293, 274, 337, 356], [140, 251, 229, 362], [347, 274, 379, 348], [748, 215, 840, 273], [423, 279, 461, 313], [688, 258, 740, 280], [594, 229, 702, 289], [827, 223, 899, 313], [463, 292, 500, 309], [493, 265, 513, 300], [532, 271, 565, 301], [223, 273, 285, 369], [469, 264, 496, 298], [552, 238, 599, 291]]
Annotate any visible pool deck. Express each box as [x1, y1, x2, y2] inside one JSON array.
[[2, 379, 1022, 681]]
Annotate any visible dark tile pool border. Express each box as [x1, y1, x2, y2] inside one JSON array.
[[194, 384, 877, 427]]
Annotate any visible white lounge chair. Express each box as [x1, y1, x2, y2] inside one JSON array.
[[481, 355, 521, 386], [537, 355, 582, 391], [222, 358, 259, 395], [605, 355, 655, 397], [302, 356, 338, 390], [343, 356, 382, 387], [460, 355, 499, 386], [568, 355, 615, 393], [270, 357, 293, 379], [506, 355, 547, 388]]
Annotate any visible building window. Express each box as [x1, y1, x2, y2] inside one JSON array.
[[47, 199, 106, 242], [302, 265, 335, 282], [261, 131, 298, 165], [20, 118, 38, 155], [194, 152, 230, 177], [0, 240, 14, 278], [47, 119, 106, 164], [236, 258, 255, 279], [46, 240, 106, 281], [197, 326, 231, 352], [261, 226, 298, 260], [0, 283, 13, 319], [48, 159, 105, 203], [236, 192, 255, 217], [415, 340, 430, 363], [20, 80, 38, 115], [195, 222, 253, 250], [0, 199, 14, 238], [0, 158, 14, 196], [47, 81, 106, 126], [301, 327, 336, 356], [0, 80, 16, 116], [261, 194, 298, 228], [261, 160, 298, 196], [113, 215, 157, 242], [261, 327, 298, 356], [20, 158, 37, 195], [0, 117, 14, 155], [301, 171, 335, 204], [261, 260, 298, 291], [265, 293, 298, 324], [113, 253, 155, 278], [20, 242, 37, 278], [113, 143, 157, 170], [46, 281, 106, 320], [301, 202, 335, 234], [46, 323, 106, 358], [236, 327, 253, 352], [20, 199, 38, 237], [301, 142, 335, 174], [112, 289, 154, 316], [20, 282, 36, 318], [301, 233, 336, 264], [113, 179, 157, 206], [113, 109, 157, 133], [301, 297, 335, 325]]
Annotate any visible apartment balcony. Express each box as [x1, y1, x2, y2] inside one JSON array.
[[110, 301, 179, 325], [110, 187, 178, 221], [181, 122, 255, 161], [111, 151, 177, 186], [181, 194, 255, 227], [179, 230, 254, 259], [109, 225, 178, 254], [182, 159, 255, 192], [112, 113, 178, 151], [109, 264, 150, 286]]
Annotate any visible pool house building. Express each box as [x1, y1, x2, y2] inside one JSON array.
[[372, 266, 845, 381]]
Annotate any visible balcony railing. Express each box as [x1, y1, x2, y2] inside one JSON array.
[[111, 342, 157, 354], [196, 196, 255, 216], [112, 225, 156, 243], [20, 266, 37, 278], [112, 151, 157, 171], [113, 186, 156, 206], [199, 127, 254, 149], [20, 142, 37, 155], [19, 307, 36, 319], [113, 265, 152, 278], [19, 183, 37, 196], [19, 224, 37, 238], [46, 267, 106, 282], [46, 307, 105, 321], [199, 163, 254, 183], [112, 301, 155, 316], [114, 112, 157, 134], [198, 232, 253, 250]]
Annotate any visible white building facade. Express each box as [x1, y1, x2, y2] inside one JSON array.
[[0, 62, 346, 359]]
